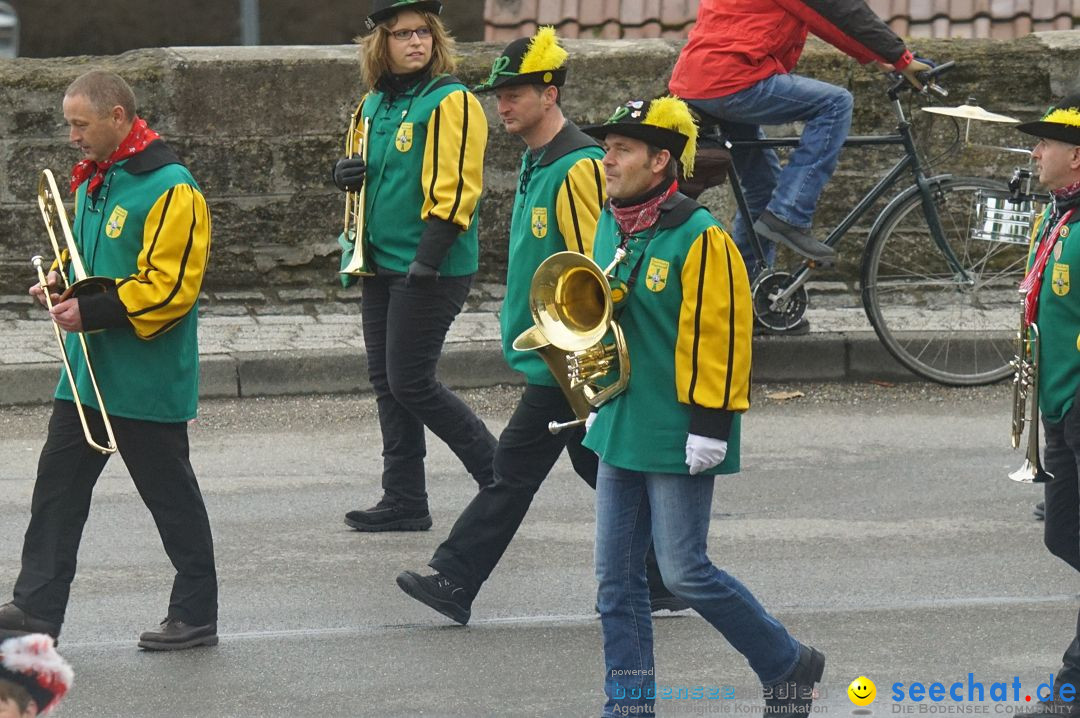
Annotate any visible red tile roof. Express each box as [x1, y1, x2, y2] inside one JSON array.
[[484, 0, 1080, 41]]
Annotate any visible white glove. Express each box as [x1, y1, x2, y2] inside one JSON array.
[[585, 412, 597, 432], [685, 433, 728, 475]]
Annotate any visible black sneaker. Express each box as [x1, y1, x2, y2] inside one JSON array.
[[396, 571, 472, 625], [1034, 500, 1046, 520], [753, 211, 836, 262], [345, 502, 432, 532], [0, 602, 60, 641], [649, 584, 690, 614], [138, 617, 218, 651], [764, 644, 825, 716]]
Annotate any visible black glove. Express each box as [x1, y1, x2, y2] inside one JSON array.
[[332, 157, 366, 192], [406, 260, 439, 286]]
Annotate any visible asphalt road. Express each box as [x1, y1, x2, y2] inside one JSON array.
[[0, 382, 1074, 717]]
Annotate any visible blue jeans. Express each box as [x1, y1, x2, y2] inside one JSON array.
[[685, 73, 853, 272], [594, 461, 799, 717]]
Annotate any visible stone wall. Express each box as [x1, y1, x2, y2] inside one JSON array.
[[0, 33, 1078, 296], [7, 0, 487, 57]]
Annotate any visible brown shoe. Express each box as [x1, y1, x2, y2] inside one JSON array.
[[0, 602, 60, 641], [138, 617, 218, 651]]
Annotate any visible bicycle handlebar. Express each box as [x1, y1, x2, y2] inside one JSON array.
[[887, 59, 955, 100]]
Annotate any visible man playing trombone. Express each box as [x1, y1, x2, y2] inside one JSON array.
[[0, 70, 218, 651], [1014, 94, 1080, 718]]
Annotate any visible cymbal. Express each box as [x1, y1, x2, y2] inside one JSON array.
[[921, 104, 1020, 123]]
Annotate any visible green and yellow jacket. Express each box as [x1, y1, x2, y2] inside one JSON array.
[[583, 193, 752, 475], [60, 140, 210, 423], [350, 74, 487, 275], [501, 122, 605, 385], [1028, 200, 1080, 423]]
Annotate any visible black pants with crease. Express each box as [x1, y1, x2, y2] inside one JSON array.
[[1041, 406, 1080, 691], [13, 400, 218, 628]]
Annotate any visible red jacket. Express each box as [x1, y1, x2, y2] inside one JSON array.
[[669, 0, 914, 99]]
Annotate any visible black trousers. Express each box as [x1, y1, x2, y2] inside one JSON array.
[[430, 384, 597, 596], [361, 273, 497, 509], [13, 400, 218, 627], [1041, 409, 1080, 689]]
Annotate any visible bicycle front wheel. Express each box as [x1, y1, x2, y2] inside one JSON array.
[[861, 177, 1030, 386]]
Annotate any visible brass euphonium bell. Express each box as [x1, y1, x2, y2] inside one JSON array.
[[513, 251, 631, 434]]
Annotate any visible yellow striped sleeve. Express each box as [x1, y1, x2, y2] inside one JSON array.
[[421, 89, 488, 230], [116, 184, 211, 340], [554, 157, 605, 258], [675, 225, 751, 411]]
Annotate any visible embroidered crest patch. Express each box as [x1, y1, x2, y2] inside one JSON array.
[[395, 122, 413, 152], [105, 205, 128, 239], [1052, 262, 1070, 296], [645, 257, 669, 292], [531, 208, 548, 238]]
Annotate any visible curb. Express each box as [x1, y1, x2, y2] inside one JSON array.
[[0, 336, 920, 407]]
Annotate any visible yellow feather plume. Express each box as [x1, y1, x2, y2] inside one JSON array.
[[519, 26, 568, 74], [643, 96, 699, 177], [1042, 107, 1080, 128]]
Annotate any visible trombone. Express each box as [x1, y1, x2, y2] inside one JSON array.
[[33, 169, 117, 455], [340, 113, 374, 277]]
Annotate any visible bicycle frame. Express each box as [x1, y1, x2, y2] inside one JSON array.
[[701, 93, 971, 310]]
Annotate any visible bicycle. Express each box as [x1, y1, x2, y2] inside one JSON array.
[[687, 61, 1045, 386]]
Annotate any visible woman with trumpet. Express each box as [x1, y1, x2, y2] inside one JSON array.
[[0, 70, 218, 651], [330, 0, 495, 532]]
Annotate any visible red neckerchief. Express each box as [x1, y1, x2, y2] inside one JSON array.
[[611, 180, 679, 236], [1021, 208, 1076, 327], [69, 117, 161, 195]]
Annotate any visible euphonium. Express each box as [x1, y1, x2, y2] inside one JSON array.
[[34, 169, 117, 455], [340, 114, 374, 277], [512, 250, 631, 434], [1009, 296, 1053, 483]]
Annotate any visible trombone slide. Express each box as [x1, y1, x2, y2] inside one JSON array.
[[31, 256, 117, 455]]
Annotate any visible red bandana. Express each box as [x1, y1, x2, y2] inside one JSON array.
[[1020, 208, 1076, 327], [611, 180, 679, 236], [69, 116, 161, 195]]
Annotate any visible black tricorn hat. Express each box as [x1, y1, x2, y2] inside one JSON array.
[[365, 0, 442, 31], [582, 97, 699, 176], [473, 26, 568, 93], [1016, 93, 1080, 146]]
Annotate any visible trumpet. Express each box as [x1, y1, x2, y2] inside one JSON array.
[[1009, 297, 1052, 483], [340, 113, 374, 277], [34, 169, 117, 455], [513, 250, 631, 434]]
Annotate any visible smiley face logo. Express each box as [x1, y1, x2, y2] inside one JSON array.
[[848, 676, 876, 707]]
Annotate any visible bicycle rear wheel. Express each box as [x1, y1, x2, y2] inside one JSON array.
[[861, 176, 1031, 386]]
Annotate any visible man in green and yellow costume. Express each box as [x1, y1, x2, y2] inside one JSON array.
[[581, 96, 824, 718], [397, 27, 685, 624], [0, 71, 218, 652]]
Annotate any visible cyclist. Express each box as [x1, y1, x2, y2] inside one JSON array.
[[669, 0, 930, 304]]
